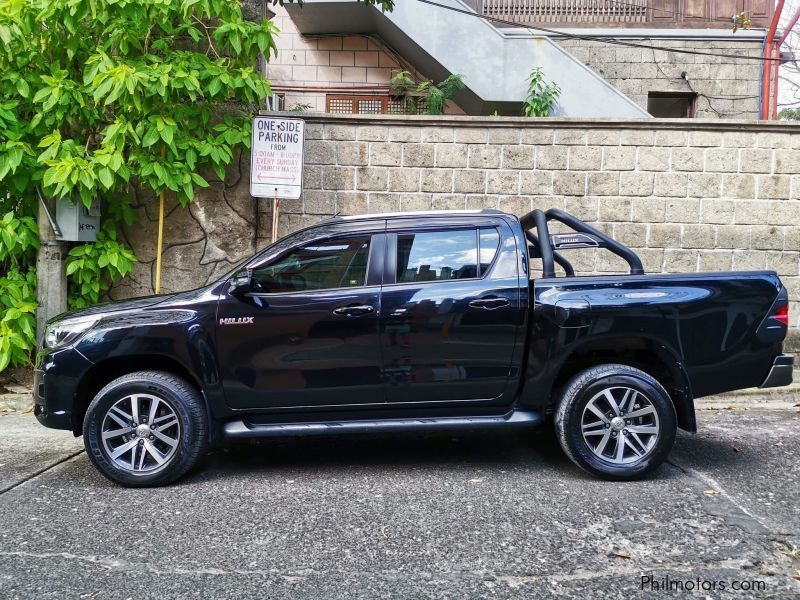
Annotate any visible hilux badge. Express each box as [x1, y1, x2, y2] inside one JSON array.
[[219, 317, 254, 325]]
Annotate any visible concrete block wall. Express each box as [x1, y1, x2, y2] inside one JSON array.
[[556, 38, 763, 119], [255, 114, 800, 348]]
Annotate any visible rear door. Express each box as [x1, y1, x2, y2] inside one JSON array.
[[216, 221, 387, 410], [379, 216, 524, 406]]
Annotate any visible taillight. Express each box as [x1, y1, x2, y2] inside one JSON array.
[[771, 304, 790, 327]]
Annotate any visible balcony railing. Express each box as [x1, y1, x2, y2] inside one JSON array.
[[483, 0, 648, 24], [480, 0, 773, 28]]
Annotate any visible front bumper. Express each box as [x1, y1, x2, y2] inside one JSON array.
[[759, 354, 795, 388], [33, 346, 93, 431]]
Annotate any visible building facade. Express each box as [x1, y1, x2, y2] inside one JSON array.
[[264, 0, 774, 119]]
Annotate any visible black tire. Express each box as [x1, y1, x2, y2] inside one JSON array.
[[83, 371, 208, 487], [554, 363, 677, 480]]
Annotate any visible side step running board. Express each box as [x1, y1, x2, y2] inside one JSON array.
[[222, 410, 542, 440]]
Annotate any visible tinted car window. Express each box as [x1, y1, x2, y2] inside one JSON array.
[[252, 236, 370, 293], [397, 230, 478, 283], [479, 227, 500, 275]]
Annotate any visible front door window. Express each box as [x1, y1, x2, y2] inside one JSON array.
[[252, 237, 371, 294]]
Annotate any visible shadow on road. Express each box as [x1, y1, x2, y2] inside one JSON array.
[[197, 427, 570, 476], [180, 422, 767, 488]]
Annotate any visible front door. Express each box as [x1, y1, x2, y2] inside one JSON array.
[[217, 230, 386, 410], [380, 221, 523, 405]]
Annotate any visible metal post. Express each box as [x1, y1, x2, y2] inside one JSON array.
[[154, 147, 167, 294], [154, 190, 165, 293], [271, 188, 280, 243], [35, 194, 68, 340]]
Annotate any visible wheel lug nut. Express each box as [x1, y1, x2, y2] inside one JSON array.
[[626, 420, 631, 425]]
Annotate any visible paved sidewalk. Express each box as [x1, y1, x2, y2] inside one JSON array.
[[0, 404, 798, 599]]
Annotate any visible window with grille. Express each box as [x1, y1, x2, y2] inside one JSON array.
[[326, 95, 429, 115]]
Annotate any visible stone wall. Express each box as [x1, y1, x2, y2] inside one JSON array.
[[114, 114, 800, 350], [110, 153, 258, 298], [555, 38, 763, 119]]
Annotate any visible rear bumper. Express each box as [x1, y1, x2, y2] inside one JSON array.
[[759, 354, 795, 388]]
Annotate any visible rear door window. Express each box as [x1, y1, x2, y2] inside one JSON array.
[[396, 230, 478, 283]]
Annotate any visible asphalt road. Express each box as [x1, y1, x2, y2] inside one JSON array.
[[0, 406, 798, 599]]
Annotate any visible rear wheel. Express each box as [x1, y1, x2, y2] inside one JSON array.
[[83, 371, 208, 487], [555, 364, 677, 480]]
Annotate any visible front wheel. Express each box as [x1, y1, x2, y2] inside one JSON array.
[[555, 364, 677, 480], [83, 371, 208, 487]]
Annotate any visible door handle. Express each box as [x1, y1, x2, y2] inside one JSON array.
[[468, 297, 510, 310], [333, 304, 375, 317]]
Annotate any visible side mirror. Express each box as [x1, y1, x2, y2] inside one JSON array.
[[228, 270, 252, 296]]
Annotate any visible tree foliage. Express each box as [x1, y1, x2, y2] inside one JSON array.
[[0, 0, 278, 210], [0, 201, 38, 371], [0, 0, 281, 371]]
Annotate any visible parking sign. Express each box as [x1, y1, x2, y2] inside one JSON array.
[[250, 116, 305, 199]]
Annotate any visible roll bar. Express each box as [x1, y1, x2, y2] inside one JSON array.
[[519, 207, 645, 277], [525, 231, 575, 277]]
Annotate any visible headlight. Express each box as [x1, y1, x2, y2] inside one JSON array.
[[43, 316, 100, 349]]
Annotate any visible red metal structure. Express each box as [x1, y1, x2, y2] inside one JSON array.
[[772, 5, 800, 118], [761, 0, 784, 119]]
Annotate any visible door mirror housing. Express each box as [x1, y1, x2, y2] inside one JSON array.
[[228, 270, 252, 296]]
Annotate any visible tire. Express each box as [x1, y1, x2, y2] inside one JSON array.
[[554, 363, 677, 480], [83, 371, 208, 487]]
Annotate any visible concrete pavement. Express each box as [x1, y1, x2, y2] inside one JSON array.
[[0, 406, 798, 598]]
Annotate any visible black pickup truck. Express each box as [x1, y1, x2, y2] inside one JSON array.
[[35, 208, 793, 487]]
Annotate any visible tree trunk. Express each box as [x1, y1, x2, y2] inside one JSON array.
[[35, 196, 68, 340]]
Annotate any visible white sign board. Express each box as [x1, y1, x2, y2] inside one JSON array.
[[250, 116, 305, 199]]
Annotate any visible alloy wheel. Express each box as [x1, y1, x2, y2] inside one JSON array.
[[100, 394, 181, 474], [581, 386, 660, 465]]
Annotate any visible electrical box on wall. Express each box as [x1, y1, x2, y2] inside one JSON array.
[[55, 198, 101, 242]]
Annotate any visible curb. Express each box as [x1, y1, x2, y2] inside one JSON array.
[[0, 393, 33, 412]]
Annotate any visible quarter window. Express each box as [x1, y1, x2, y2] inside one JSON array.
[[251, 236, 371, 293]]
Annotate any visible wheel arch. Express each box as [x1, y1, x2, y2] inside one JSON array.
[[548, 336, 696, 433], [72, 355, 207, 436]]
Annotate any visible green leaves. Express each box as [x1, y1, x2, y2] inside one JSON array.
[[0, 211, 39, 267], [0, 267, 37, 372], [66, 224, 138, 309], [0, 0, 282, 371], [1, 0, 276, 211], [389, 71, 465, 116], [523, 67, 560, 117]]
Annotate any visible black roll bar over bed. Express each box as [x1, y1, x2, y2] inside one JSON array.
[[520, 208, 645, 278]]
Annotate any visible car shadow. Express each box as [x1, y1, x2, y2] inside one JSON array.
[[190, 426, 578, 482], [184, 424, 748, 485]]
